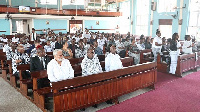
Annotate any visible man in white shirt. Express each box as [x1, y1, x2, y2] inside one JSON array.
[[1, 34, 8, 42], [182, 35, 193, 54], [97, 35, 105, 50], [47, 49, 74, 82], [152, 30, 163, 62], [105, 44, 123, 72], [81, 47, 102, 76], [31, 28, 37, 41], [12, 34, 19, 43]]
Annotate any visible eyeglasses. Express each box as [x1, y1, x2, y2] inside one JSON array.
[[88, 52, 94, 54]]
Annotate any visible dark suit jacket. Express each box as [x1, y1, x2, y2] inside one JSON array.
[[68, 44, 78, 58], [55, 42, 63, 49], [30, 55, 51, 72]]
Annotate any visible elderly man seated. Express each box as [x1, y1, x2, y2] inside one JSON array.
[[81, 47, 102, 76], [47, 49, 74, 82]]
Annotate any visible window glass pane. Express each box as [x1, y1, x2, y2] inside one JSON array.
[[159, 25, 172, 39], [40, 0, 57, 5], [62, 0, 84, 5], [16, 21, 23, 33], [189, 12, 198, 26], [136, 0, 149, 35]]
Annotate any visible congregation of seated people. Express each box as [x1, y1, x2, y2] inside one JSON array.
[[0, 28, 199, 110]]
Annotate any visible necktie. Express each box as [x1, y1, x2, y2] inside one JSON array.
[[33, 33, 35, 41], [40, 57, 44, 69]]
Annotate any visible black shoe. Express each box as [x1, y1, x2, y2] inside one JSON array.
[[106, 100, 113, 104], [92, 104, 98, 108], [80, 108, 85, 111]]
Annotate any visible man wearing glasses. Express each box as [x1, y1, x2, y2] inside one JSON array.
[[30, 46, 51, 88], [81, 47, 102, 76]]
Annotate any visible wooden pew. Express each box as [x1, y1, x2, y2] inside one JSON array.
[[158, 53, 197, 77], [157, 53, 168, 73], [52, 62, 157, 112], [176, 53, 196, 77], [140, 49, 153, 64], [31, 70, 51, 111], [32, 57, 133, 111], [17, 64, 32, 96], [0, 54, 8, 80]]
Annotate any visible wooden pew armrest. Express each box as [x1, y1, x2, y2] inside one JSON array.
[[36, 87, 52, 95], [20, 79, 32, 84]]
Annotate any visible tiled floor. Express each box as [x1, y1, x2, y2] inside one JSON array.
[[0, 77, 42, 112]]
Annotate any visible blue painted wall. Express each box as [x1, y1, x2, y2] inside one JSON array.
[[11, 0, 35, 7], [0, 0, 7, 5], [0, 19, 10, 35], [180, 0, 190, 39], [33, 19, 68, 34], [62, 5, 84, 9], [84, 19, 120, 33]]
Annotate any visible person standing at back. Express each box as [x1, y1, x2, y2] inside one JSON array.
[[152, 29, 163, 62], [169, 33, 182, 74], [31, 28, 37, 41]]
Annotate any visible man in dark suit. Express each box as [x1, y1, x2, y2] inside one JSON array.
[[68, 38, 78, 58], [30, 46, 51, 89], [55, 37, 63, 49]]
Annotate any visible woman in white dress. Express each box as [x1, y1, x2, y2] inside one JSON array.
[[169, 33, 182, 74]]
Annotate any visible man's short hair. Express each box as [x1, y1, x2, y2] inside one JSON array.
[[17, 44, 24, 50], [87, 47, 94, 52], [53, 49, 62, 56]]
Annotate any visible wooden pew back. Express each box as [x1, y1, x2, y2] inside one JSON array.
[[140, 49, 153, 64], [176, 53, 196, 76], [52, 62, 157, 112]]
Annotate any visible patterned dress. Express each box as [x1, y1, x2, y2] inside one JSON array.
[[75, 47, 86, 58], [12, 52, 30, 74], [81, 54, 102, 76]]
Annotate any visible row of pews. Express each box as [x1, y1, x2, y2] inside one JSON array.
[[157, 51, 200, 77], [0, 49, 157, 112]]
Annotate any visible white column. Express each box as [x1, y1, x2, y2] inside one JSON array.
[[9, 0, 11, 6], [178, 0, 183, 37], [150, 0, 154, 37], [130, 0, 133, 34], [35, 0, 38, 7]]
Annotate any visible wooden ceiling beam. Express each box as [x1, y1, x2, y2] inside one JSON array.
[[0, 6, 122, 17]]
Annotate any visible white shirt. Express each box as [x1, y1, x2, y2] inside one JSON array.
[[182, 40, 192, 54], [12, 37, 19, 43], [47, 59, 74, 82], [97, 39, 105, 50], [2, 38, 8, 42], [31, 32, 37, 41], [152, 36, 162, 49], [44, 45, 53, 52], [177, 41, 181, 55], [105, 53, 123, 72]]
